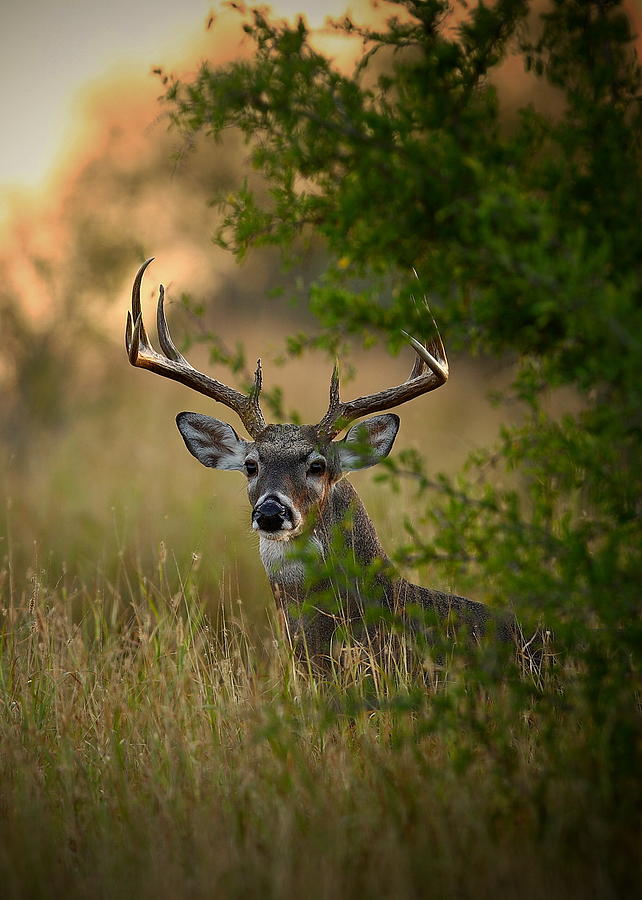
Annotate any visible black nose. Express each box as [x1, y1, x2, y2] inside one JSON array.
[[253, 498, 287, 532]]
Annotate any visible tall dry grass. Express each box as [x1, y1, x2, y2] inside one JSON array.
[[1, 535, 631, 899]]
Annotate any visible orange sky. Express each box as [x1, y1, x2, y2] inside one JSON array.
[[2, 0, 641, 230], [0, 0, 366, 222]]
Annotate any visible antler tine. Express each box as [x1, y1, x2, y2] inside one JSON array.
[[157, 284, 188, 364], [250, 358, 263, 401], [329, 360, 340, 407], [319, 359, 343, 431], [405, 273, 448, 382], [402, 330, 449, 382], [316, 325, 449, 440], [131, 257, 153, 336], [408, 349, 425, 381], [125, 309, 133, 355], [128, 312, 142, 364], [407, 280, 427, 382], [125, 259, 267, 438]]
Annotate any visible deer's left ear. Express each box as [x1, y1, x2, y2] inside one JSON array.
[[337, 414, 400, 471]]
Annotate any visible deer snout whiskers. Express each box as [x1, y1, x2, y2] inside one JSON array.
[[252, 493, 302, 539]]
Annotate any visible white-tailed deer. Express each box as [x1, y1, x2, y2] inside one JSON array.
[[126, 259, 514, 661]]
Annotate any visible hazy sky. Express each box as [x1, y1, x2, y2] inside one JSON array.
[[0, 0, 354, 196], [3, 0, 641, 209]]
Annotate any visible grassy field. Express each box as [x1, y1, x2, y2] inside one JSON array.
[[1, 546, 637, 899], [0, 341, 639, 899]]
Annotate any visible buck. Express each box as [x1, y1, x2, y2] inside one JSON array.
[[126, 259, 513, 662]]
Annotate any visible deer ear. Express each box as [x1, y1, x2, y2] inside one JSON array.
[[176, 413, 248, 470], [337, 414, 400, 471]]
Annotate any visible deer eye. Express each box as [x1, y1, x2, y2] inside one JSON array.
[[308, 459, 326, 476], [245, 459, 258, 477]]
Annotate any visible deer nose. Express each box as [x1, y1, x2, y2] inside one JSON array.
[[253, 497, 288, 532]]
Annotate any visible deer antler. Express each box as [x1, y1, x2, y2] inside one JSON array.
[[316, 328, 449, 440], [125, 259, 267, 438]]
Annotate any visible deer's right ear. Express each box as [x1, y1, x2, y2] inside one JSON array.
[[337, 414, 400, 471], [176, 413, 248, 471]]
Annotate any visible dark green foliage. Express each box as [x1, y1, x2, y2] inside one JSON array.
[[162, 1, 642, 890]]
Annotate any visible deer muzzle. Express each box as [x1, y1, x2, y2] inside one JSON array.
[[252, 496, 292, 534]]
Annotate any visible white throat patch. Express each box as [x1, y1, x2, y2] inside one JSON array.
[[259, 533, 324, 585]]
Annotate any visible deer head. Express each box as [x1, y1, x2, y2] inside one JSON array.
[[126, 259, 448, 542]]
